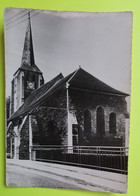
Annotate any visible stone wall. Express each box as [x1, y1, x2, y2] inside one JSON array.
[[31, 89, 68, 146], [68, 88, 128, 146], [19, 117, 29, 159], [30, 87, 128, 148], [17, 86, 128, 160]]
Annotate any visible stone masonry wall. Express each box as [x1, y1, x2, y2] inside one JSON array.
[[68, 88, 128, 146], [17, 86, 128, 160], [32, 89, 68, 146], [19, 117, 29, 159]]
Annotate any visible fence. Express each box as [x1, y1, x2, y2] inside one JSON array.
[[30, 145, 128, 174]]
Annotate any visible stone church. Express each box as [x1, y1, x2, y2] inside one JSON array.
[[6, 17, 129, 160]]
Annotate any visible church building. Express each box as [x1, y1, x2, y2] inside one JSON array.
[[6, 16, 129, 160]]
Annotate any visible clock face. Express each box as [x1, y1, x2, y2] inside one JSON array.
[[27, 81, 35, 90]]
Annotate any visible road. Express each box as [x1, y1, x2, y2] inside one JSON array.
[[6, 159, 127, 193], [6, 164, 82, 190]]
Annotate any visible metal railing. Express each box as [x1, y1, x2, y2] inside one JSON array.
[[30, 145, 128, 174]]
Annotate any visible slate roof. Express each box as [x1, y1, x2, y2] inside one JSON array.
[[14, 64, 42, 75], [14, 16, 42, 75], [68, 68, 129, 96], [9, 72, 63, 121], [9, 68, 129, 121]]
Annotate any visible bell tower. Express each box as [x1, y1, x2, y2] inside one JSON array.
[[11, 12, 44, 115]]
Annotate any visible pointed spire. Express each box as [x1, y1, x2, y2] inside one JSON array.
[[21, 11, 35, 66]]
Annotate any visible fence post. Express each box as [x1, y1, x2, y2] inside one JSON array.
[[31, 147, 36, 161], [29, 146, 32, 160], [99, 147, 101, 170], [29, 145, 127, 174], [120, 148, 123, 174], [97, 147, 99, 170]]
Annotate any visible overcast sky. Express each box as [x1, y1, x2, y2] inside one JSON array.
[[4, 8, 132, 109]]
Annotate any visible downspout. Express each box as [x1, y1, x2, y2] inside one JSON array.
[[66, 68, 79, 151], [66, 83, 72, 147]]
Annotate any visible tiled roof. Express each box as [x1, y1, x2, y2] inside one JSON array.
[[9, 71, 74, 121], [9, 68, 129, 121], [69, 68, 129, 96], [15, 64, 42, 75]]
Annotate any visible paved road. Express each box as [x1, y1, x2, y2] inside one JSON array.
[[6, 164, 82, 190], [6, 160, 126, 193]]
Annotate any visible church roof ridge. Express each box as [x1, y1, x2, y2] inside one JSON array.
[[9, 68, 129, 121], [8, 72, 64, 121], [68, 67, 129, 97]]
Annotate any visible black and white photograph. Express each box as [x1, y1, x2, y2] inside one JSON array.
[[5, 8, 132, 193]]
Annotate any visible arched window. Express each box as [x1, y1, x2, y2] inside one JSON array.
[[96, 106, 105, 136], [109, 113, 116, 134], [84, 110, 91, 134]]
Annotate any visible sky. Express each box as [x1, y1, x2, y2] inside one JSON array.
[[4, 8, 132, 110]]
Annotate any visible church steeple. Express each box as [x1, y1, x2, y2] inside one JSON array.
[[21, 12, 35, 67], [11, 11, 44, 114]]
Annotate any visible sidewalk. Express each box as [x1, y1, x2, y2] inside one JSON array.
[[6, 159, 127, 193]]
